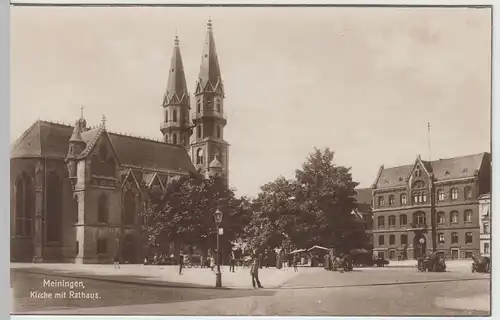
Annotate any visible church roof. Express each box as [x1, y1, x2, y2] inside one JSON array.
[[163, 35, 189, 106], [11, 120, 196, 174], [196, 19, 223, 94], [373, 153, 489, 189]]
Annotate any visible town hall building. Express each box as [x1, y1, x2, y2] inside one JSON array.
[[10, 20, 229, 263], [371, 153, 491, 260]]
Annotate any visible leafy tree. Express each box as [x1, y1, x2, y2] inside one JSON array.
[[140, 173, 247, 253], [245, 148, 362, 252], [294, 148, 359, 248]]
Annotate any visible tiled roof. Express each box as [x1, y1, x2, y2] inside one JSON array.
[[374, 153, 488, 188], [11, 120, 196, 174], [195, 20, 223, 95], [376, 164, 413, 188]]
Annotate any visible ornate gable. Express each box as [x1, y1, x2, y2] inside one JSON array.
[[405, 155, 432, 186], [121, 169, 142, 191]]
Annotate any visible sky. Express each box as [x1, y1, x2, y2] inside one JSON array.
[[10, 6, 492, 198]]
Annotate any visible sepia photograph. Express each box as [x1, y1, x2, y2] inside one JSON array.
[[9, 4, 492, 316]]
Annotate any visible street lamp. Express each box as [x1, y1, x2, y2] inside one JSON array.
[[419, 237, 425, 257], [214, 207, 224, 288]]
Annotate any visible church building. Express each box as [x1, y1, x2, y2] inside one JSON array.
[[10, 20, 229, 263]]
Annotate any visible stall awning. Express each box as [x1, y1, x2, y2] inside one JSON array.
[[307, 245, 329, 252]]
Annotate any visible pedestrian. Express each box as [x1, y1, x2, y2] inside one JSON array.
[[293, 255, 299, 272], [178, 253, 184, 275], [113, 251, 120, 269], [210, 255, 215, 271], [250, 257, 264, 289], [229, 251, 236, 272]]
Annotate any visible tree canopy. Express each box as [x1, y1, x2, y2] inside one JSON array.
[[140, 173, 249, 251], [244, 148, 363, 252]]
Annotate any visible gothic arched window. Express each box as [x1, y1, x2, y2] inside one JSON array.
[[123, 190, 136, 225], [450, 188, 459, 200], [437, 211, 446, 224], [196, 148, 204, 165], [197, 125, 202, 139], [15, 172, 34, 237], [377, 216, 385, 228], [389, 235, 395, 245], [216, 125, 221, 139], [98, 194, 109, 223], [173, 110, 178, 122], [106, 158, 116, 177], [401, 234, 408, 246], [165, 110, 169, 122], [400, 193, 407, 205], [215, 99, 221, 113], [413, 211, 426, 226], [99, 144, 108, 161], [388, 215, 396, 227], [46, 172, 63, 242], [464, 186, 473, 200], [399, 214, 407, 226]]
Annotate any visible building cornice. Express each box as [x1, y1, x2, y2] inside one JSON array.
[[373, 186, 407, 194], [373, 204, 431, 213], [434, 177, 477, 184]]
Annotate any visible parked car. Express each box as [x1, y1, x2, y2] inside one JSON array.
[[417, 253, 446, 272], [472, 255, 490, 273]]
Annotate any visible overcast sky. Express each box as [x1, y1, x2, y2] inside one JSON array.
[[10, 6, 491, 197]]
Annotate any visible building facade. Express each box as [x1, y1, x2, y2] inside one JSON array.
[[371, 153, 491, 260], [478, 193, 491, 257], [10, 20, 229, 264]]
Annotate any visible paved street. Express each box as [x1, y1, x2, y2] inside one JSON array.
[[11, 261, 490, 316]]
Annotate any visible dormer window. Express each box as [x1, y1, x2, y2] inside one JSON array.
[[462, 168, 468, 173], [445, 170, 450, 176], [197, 99, 201, 113]]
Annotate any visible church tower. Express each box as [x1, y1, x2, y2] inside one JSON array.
[[161, 35, 191, 147], [190, 19, 229, 182]]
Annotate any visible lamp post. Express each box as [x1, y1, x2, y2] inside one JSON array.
[[419, 237, 425, 257], [214, 207, 224, 288]]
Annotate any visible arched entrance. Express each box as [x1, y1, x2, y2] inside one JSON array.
[[121, 234, 137, 264], [413, 234, 427, 259]]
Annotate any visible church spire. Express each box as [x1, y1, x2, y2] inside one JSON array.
[[160, 34, 191, 147], [163, 34, 189, 106], [196, 18, 223, 94]]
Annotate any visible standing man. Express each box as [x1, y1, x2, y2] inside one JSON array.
[[114, 239, 120, 269], [178, 253, 184, 275], [293, 255, 299, 272], [229, 251, 236, 272], [250, 256, 264, 289]]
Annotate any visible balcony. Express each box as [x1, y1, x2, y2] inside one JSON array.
[[160, 121, 191, 131], [406, 222, 427, 231], [191, 109, 227, 122]]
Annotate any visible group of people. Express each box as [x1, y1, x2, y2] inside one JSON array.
[[276, 253, 299, 272]]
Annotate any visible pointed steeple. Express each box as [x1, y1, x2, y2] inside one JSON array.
[[196, 18, 223, 94], [163, 35, 189, 106], [69, 120, 83, 142]]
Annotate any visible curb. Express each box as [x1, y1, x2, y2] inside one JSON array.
[[282, 277, 489, 290]]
